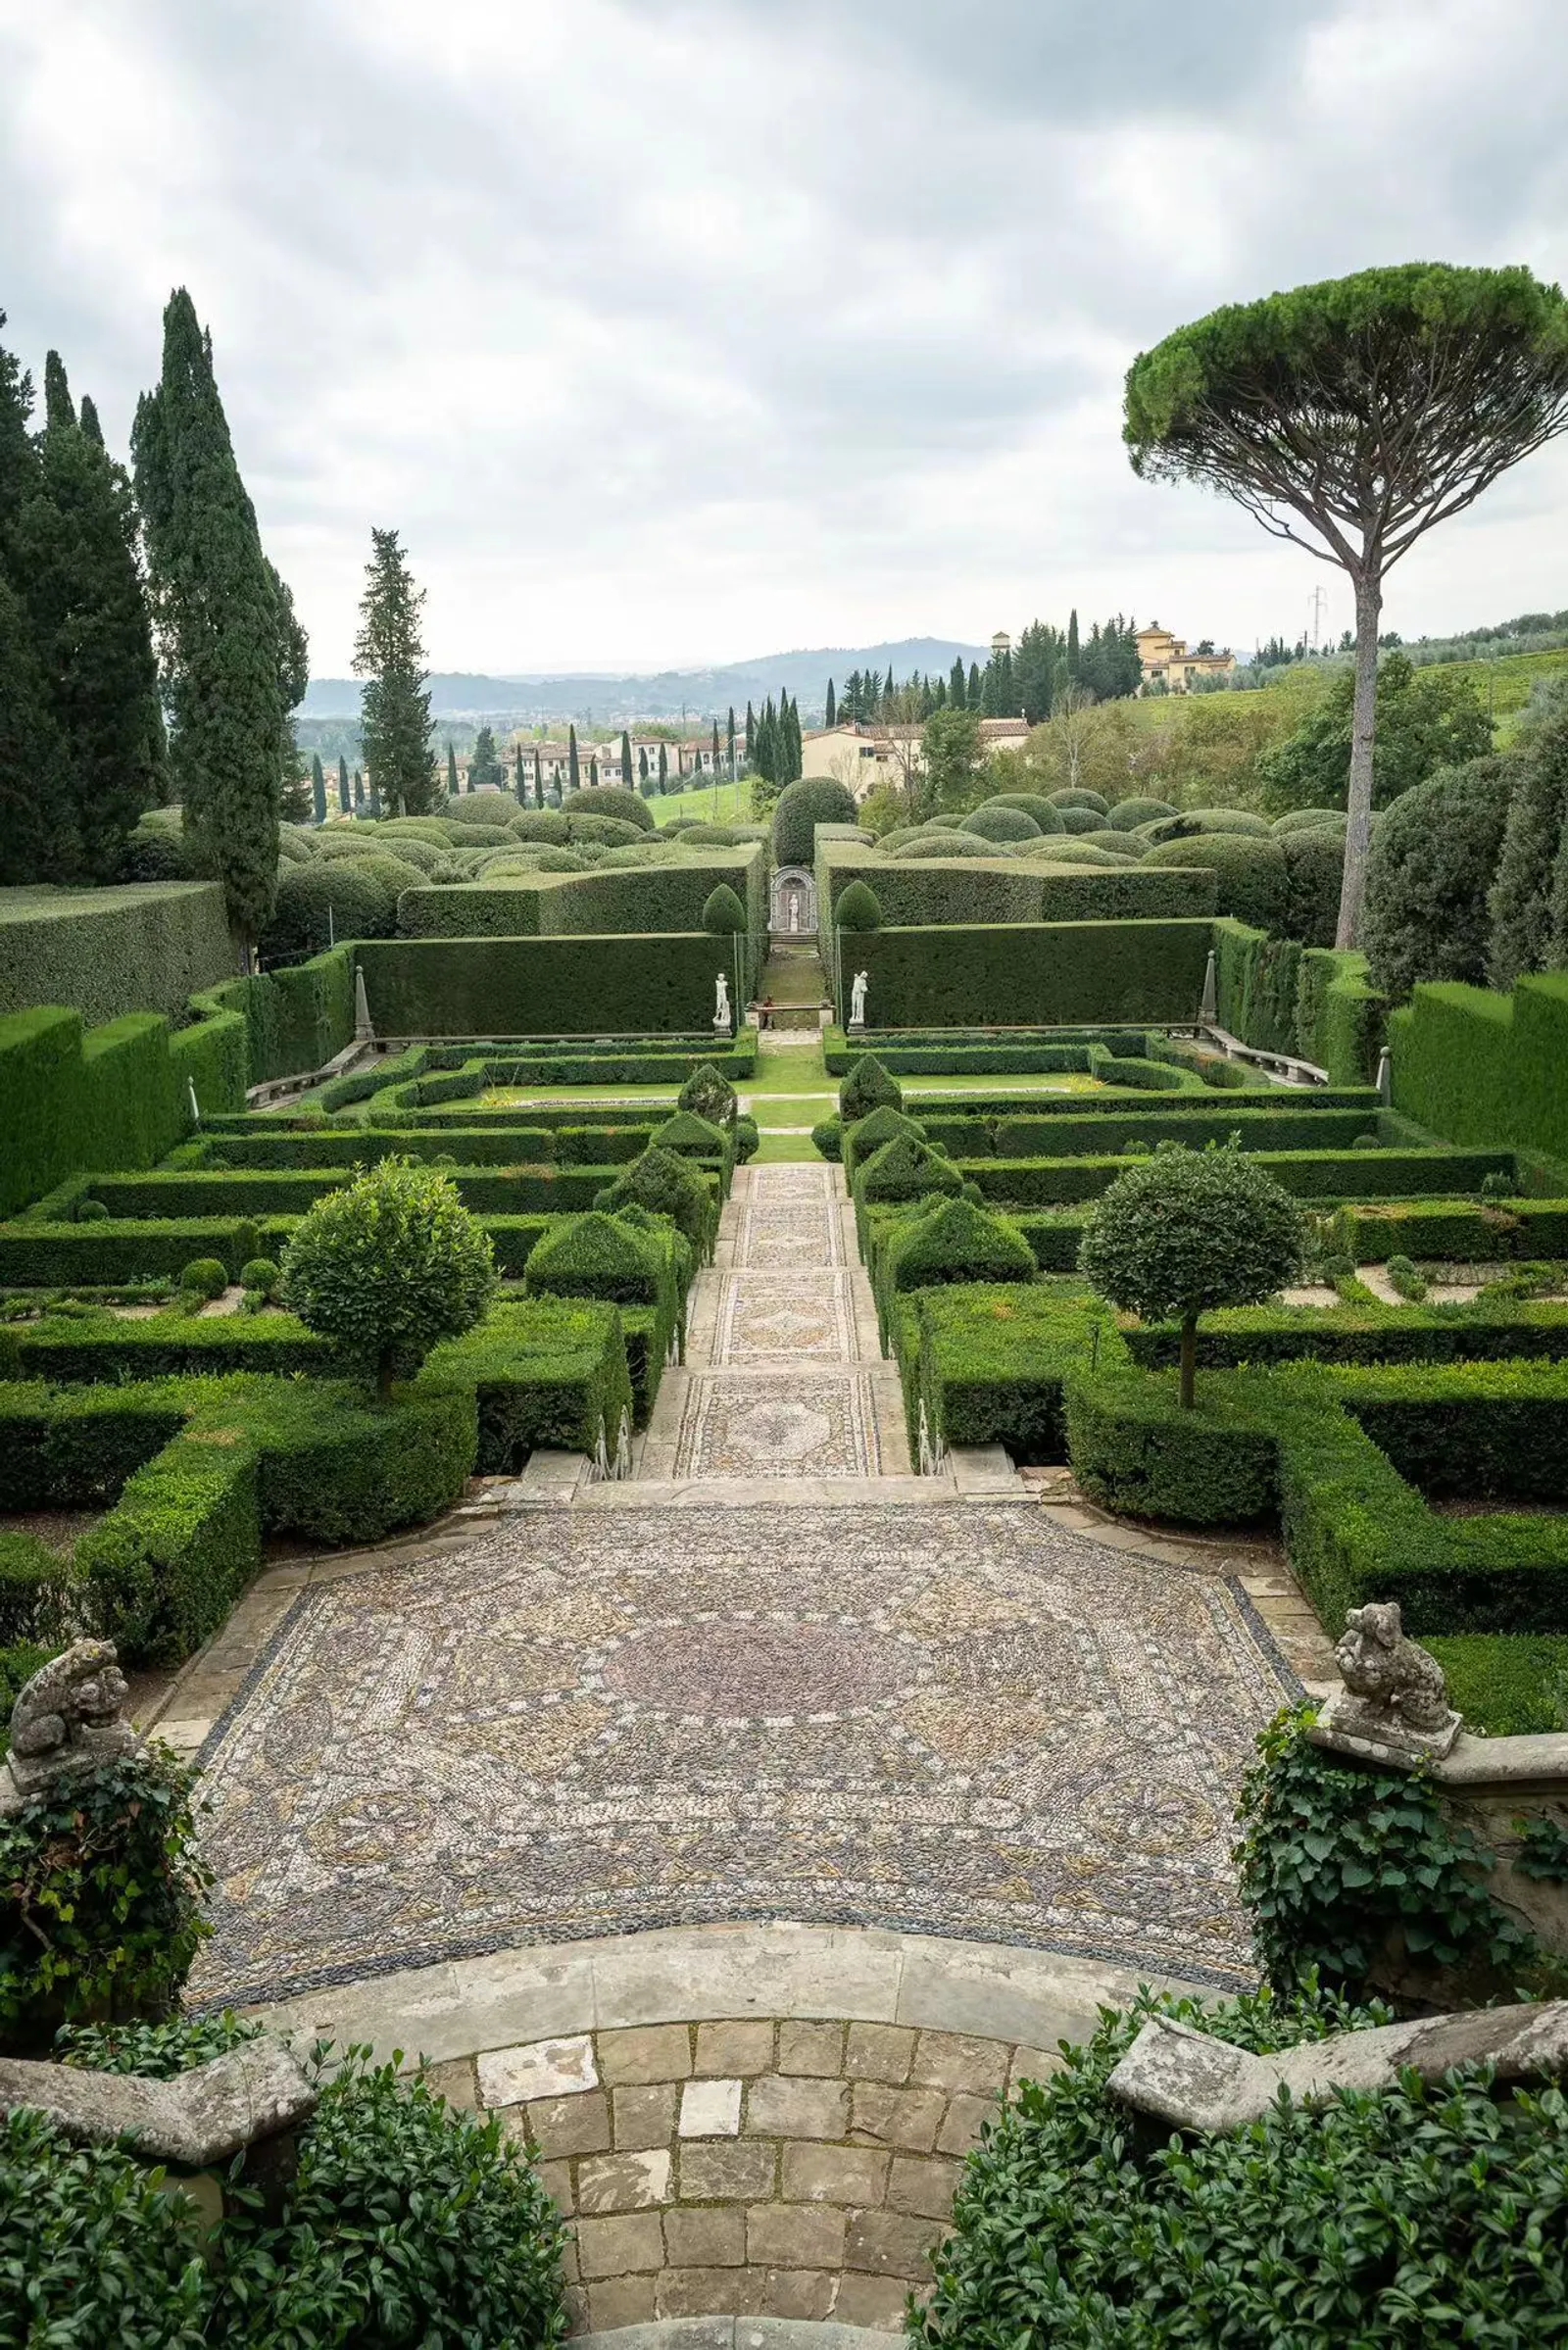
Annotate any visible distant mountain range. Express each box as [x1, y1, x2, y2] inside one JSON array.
[[298, 639, 991, 730]]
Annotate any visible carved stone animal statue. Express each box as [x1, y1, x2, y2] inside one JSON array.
[[1335, 1602, 1451, 1734], [5, 1640, 140, 1801]]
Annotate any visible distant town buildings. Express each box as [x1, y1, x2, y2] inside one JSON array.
[[801, 716, 1028, 798], [1134, 623, 1236, 694]]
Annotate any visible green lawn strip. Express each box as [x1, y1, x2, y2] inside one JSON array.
[[742, 1052, 828, 1095], [753, 1131, 823, 1162]]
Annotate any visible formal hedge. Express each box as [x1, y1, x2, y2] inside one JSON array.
[[0, 883, 233, 1026], [1391, 971, 1568, 1163], [961, 1145, 1512, 1208], [193, 948, 356, 1084], [1124, 1297, 1568, 1371], [812, 840, 1215, 929], [205, 1123, 653, 1169], [847, 920, 1213, 1028], [396, 845, 763, 954], [1294, 947, 1387, 1083], [1425, 1634, 1568, 1735], [0, 1217, 264, 1287], [425, 1298, 633, 1468], [908, 1285, 1120, 1463], [956, 1106, 1382, 1160], [353, 933, 735, 1036]]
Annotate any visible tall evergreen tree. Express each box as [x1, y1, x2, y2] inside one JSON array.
[[620, 728, 634, 789], [884, 664, 896, 708], [1066, 608, 1080, 677], [353, 767, 364, 806], [727, 705, 737, 775], [824, 678, 836, 728], [658, 741, 668, 792], [568, 724, 580, 792], [311, 752, 326, 823], [710, 718, 720, 773], [967, 661, 982, 707], [533, 747, 543, 803], [354, 527, 433, 817], [639, 745, 650, 791], [338, 753, 350, 813], [446, 741, 459, 799], [132, 290, 299, 956], [469, 724, 504, 789], [949, 657, 966, 710], [8, 343, 165, 879], [1489, 696, 1568, 987]]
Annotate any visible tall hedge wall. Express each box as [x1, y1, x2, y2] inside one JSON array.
[[353, 933, 735, 1036], [1391, 973, 1568, 1161], [0, 883, 233, 1025], [1213, 919, 1387, 1085], [813, 841, 1216, 931], [192, 947, 356, 1086], [850, 920, 1213, 1028], [397, 846, 763, 943], [0, 1001, 249, 1217]]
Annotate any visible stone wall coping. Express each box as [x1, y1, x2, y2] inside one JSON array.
[[1312, 1722, 1568, 1791], [577, 2325, 890, 2350], [247, 1919, 1206, 2072], [0, 2036, 316, 2164]]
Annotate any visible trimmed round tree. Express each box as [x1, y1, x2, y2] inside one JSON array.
[[1079, 1146, 1304, 1407], [771, 776, 858, 865], [833, 880, 883, 931], [280, 1157, 497, 1399], [1125, 263, 1568, 946], [701, 884, 747, 933]]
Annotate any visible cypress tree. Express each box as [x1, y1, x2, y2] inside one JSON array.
[[727, 705, 737, 774], [620, 728, 633, 788], [311, 752, 326, 823], [968, 661, 982, 707], [368, 776, 382, 817], [949, 657, 966, 710], [446, 741, 459, 798], [659, 742, 668, 791], [1067, 608, 1081, 676], [469, 723, 504, 789], [355, 527, 434, 816], [132, 289, 299, 956], [12, 346, 165, 879], [589, 753, 600, 786], [533, 747, 543, 803], [1489, 698, 1568, 987], [639, 745, 650, 790], [825, 678, 836, 728], [568, 723, 580, 792], [338, 753, 350, 813], [353, 767, 364, 806], [711, 718, 720, 773], [745, 701, 756, 766]]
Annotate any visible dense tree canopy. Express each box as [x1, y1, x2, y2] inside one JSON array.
[[1362, 755, 1518, 1000], [1255, 651, 1492, 813], [354, 527, 435, 817]]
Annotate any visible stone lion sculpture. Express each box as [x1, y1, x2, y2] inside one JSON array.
[[1334, 1603, 1454, 1737], [3, 1640, 140, 1808]]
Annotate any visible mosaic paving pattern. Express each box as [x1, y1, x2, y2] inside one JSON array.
[[193, 1503, 1297, 2005], [712, 1272, 856, 1365], [735, 1165, 843, 1271], [672, 1371, 881, 1478]]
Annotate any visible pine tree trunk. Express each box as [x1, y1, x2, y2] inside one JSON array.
[[1336, 569, 1384, 948], [1179, 1315, 1198, 1410]]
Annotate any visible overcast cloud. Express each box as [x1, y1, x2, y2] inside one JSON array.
[[2, 0, 1566, 674]]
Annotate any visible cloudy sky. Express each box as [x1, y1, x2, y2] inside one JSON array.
[[3, 0, 1567, 676]]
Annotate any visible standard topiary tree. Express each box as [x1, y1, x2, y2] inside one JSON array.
[[1079, 1145, 1304, 1407], [701, 884, 747, 933], [1125, 263, 1568, 946], [771, 776, 858, 865], [280, 1158, 497, 1399], [1363, 756, 1518, 998], [833, 879, 883, 930], [839, 1053, 902, 1121]]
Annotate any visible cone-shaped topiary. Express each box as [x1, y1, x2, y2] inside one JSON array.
[[522, 1211, 663, 1304], [701, 884, 747, 933], [840, 1054, 902, 1121], [652, 1108, 729, 1160], [678, 1062, 737, 1126], [833, 880, 884, 930], [594, 1147, 715, 1254], [842, 1103, 926, 1183], [886, 1196, 1037, 1294], [857, 1133, 966, 1206]]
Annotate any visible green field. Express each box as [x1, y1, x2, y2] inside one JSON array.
[[651, 778, 755, 827]]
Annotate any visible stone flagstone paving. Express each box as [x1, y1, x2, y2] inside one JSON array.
[[192, 1500, 1297, 2008]]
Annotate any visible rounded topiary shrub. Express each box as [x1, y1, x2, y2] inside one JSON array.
[[988, 794, 1064, 833], [510, 808, 571, 844], [840, 1054, 903, 1121], [701, 884, 747, 934], [811, 1114, 843, 1161], [0, 1743, 212, 2052], [1106, 795, 1179, 830], [1079, 829, 1147, 855], [562, 784, 654, 832], [833, 880, 884, 931], [960, 804, 1042, 843], [267, 860, 394, 955], [1023, 839, 1125, 866], [1048, 788, 1110, 814], [74, 1198, 109, 1223], [280, 1157, 497, 1398], [732, 1114, 759, 1163], [1079, 1144, 1303, 1406], [1272, 807, 1347, 836], [771, 776, 858, 865], [178, 1257, 227, 1299], [874, 825, 925, 852], [566, 812, 645, 848], [238, 1255, 279, 1299], [893, 832, 994, 858], [1055, 805, 1106, 834], [1139, 833, 1290, 930]]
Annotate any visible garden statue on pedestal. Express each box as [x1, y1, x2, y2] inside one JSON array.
[[713, 972, 731, 1034], [849, 969, 868, 1030]]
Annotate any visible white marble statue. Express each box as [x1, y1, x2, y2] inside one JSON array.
[[849, 970, 868, 1026], [713, 972, 731, 1029]]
